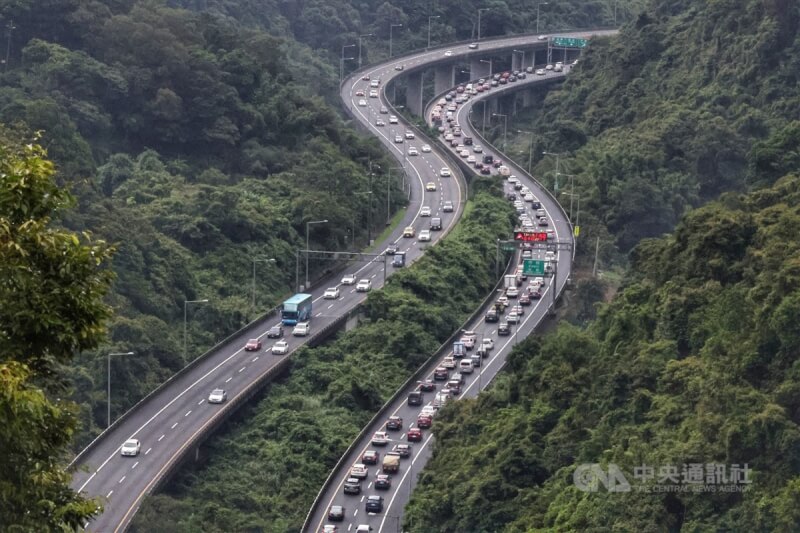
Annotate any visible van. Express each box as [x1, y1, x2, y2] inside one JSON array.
[[407, 391, 423, 405], [382, 453, 400, 473], [536, 208, 546, 218], [465, 83, 473, 93], [392, 251, 406, 268], [430, 217, 442, 231], [459, 359, 474, 374]]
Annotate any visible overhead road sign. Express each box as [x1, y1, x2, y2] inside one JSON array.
[[514, 231, 548, 242], [551, 36, 588, 48], [523, 259, 546, 276]]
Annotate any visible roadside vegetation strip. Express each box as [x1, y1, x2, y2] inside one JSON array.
[[130, 192, 515, 531]]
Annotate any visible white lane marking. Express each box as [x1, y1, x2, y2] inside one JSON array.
[[238, 366, 246, 373], [353, 509, 358, 517], [315, 312, 322, 317], [158, 434, 165, 442], [145, 448, 151, 455], [360, 495, 365, 503], [252, 356, 259, 362], [118, 476, 126, 484], [378, 433, 434, 532], [132, 461, 139, 470], [327, 304, 334, 309], [170, 422, 178, 429], [184, 410, 191, 417], [367, 482, 373, 489], [225, 377, 232, 383], [198, 399, 204, 405], [348, 525, 352, 531], [106, 490, 113, 498]]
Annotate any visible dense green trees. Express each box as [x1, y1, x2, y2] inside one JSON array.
[[129, 192, 515, 532], [404, 175, 800, 532], [0, 130, 113, 530]]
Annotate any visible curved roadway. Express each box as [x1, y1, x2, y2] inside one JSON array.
[[71, 48, 468, 533], [304, 33, 607, 533]]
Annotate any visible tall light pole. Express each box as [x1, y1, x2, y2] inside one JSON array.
[[107, 351, 134, 428], [354, 190, 373, 244], [518, 130, 534, 174], [537, 2, 548, 34], [542, 151, 566, 192], [561, 174, 578, 220], [389, 23, 403, 58], [4, 20, 15, 72], [184, 299, 209, 363], [492, 113, 508, 151], [477, 8, 490, 41], [614, 0, 618, 26], [427, 16, 440, 50], [305, 220, 328, 289], [252, 258, 276, 310], [358, 33, 373, 68], [340, 44, 355, 83]]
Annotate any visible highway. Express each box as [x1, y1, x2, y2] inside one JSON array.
[[305, 37, 589, 533], [70, 42, 467, 533]]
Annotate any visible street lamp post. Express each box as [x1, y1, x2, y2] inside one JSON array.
[[107, 351, 134, 428], [340, 44, 355, 83], [518, 130, 534, 174], [184, 299, 209, 363], [354, 191, 374, 245], [389, 23, 403, 58], [477, 8, 491, 41], [537, 2, 548, 34], [358, 33, 373, 69], [542, 151, 566, 192], [492, 113, 508, 151], [427, 16, 440, 50], [305, 220, 328, 289], [4, 20, 15, 72], [252, 258, 276, 309]]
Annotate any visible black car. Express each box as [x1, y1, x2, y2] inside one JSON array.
[[375, 474, 392, 490], [366, 495, 384, 513], [266, 325, 283, 338], [328, 505, 345, 521], [498, 322, 511, 336], [394, 444, 412, 457], [430, 217, 442, 231], [506, 193, 517, 201], [386, 416, 403, 430], [483, 154, 494, 165], [481, 166, 491, 175], [464, 136, 473, 146], [392, 252, 406, 268], [485, 308, 499, 322], [386, 243, 398, 255], [343, 477, 361, 495], [407, 391, 424, 406]]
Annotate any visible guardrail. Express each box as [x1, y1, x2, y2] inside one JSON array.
[[69, 303, 283, 468], [301, 250, 515, 532]]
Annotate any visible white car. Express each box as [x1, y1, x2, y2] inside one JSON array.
[[408, 146, 419, 156], [369, 89, 378, 98], [421, 144, 432, 153], [419, 229, 431, 242], [420, 206, 432, 217], [467, 155, 476, 164], [350, 463, 369, 479], [293, 322, 310, 336], [443, 201, 454, 212], [356, 279, 372, 292], [442, 356, 456, 369], [421, 405, 437, 418], [389, 115, 398, 124], [405, 131, 415, 139], [536, 68, 546, 75], [507, 286, 519, 298], [395, 135, 404, 143], [545, 64, 554, 70], [358, 99, 367, 106], [372, 431, 390, 446], [460, 149, 470, 158], [120, 438, 141, 457], [473, 145, 483, 153], [375, 118, 385, 126], [444, 50, 453, 56], [208, 388, 227, 404], [323, 287, 340, 299], [538, 35, 549, 40], [481, 338, 494, 351], [506, 311, 520, 324], [271, 340, 289, 354], [341, 274, 357, 285], [440, 167, 451, 177], [525, 193, 535, 202]]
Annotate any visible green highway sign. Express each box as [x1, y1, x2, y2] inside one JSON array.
[[552, 36, 588, 48], [501, 244, 516, 252], [523, 259, 545, 276]]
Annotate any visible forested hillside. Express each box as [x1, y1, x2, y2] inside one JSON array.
[[500, 0, 800, 261], [0, 0, 404, 447], [130, 187, 516, 532], [405, 171, 800, 532]]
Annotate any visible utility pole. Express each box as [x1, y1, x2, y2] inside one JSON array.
[[305, 220, 328, 289], [537, 3, 548, 34], [427, 15, 440, 50], [4, 20, 14, 72], [593, 236, 600, 276], [358, 33, 373, 69], [389, 23, 403, 58], [477, 8, 490, 41], [340, 44, 355, 84], [107, 351, 134, 428], [543, 151, 565, 192], [492, 113, 507, 151], [184, 299, 209, 363], [518, 130, 534, 174]]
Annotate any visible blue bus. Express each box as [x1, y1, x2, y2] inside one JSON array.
[[281, 293, 313, 325]]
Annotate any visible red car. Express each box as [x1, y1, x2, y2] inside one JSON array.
[[433, 367, 449, 381], [480, 166, 491, 175], [244, 338, 262, 351], [417, 379, 436, 392], [407, 428, 422, 442], [355, 90, 365, 96], [362, 75, 370, 81], [362, 450, 379, 465], [386, 416, 403, 431], [519, 293, 532, 306], [417, 415, 432, 429]]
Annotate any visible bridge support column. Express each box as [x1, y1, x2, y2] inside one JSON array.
[[405, 71, 423, 116], [511, 52, 522, 72], [522, 89, 532, 107], [434, 64, 455, 95], [470, 57, 491, 80]]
